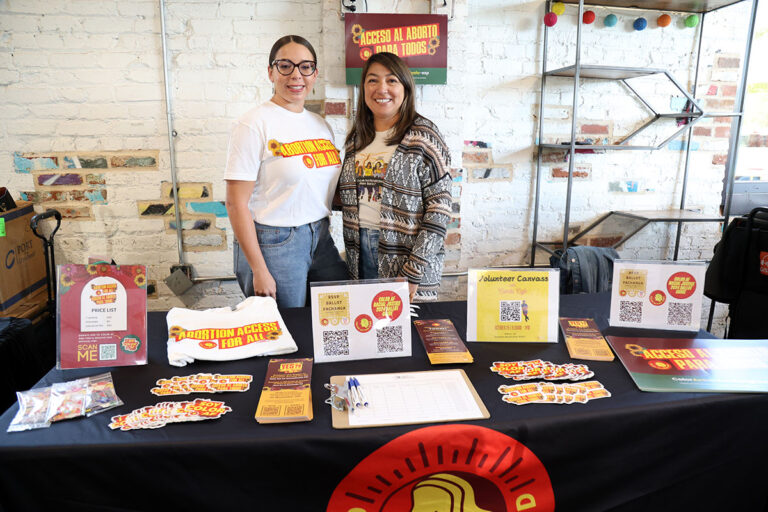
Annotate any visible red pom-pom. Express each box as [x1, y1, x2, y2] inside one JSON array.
[[657, 14, 671, 27], [583, 10, 596, 24], [544, 12, 558, 27]]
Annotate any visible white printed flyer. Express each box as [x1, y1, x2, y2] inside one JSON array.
[[310, 278, 411, 363], [609, 260, 705, 331]]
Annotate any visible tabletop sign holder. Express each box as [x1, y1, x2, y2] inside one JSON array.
[[609, 260, 706, 331], [57, 263, 148, 369], [466, 268, 559, 342], [329, 369, 489, 429], [309, 278, 411, 363]]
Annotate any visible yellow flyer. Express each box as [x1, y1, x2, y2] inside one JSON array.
[[466, 268, 559, 342]]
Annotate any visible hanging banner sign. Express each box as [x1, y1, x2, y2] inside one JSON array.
[[345, 13, 448, 85]]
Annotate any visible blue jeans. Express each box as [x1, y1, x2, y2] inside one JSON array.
[[359, 227, 380, 279], [234, 217, 348, 308]]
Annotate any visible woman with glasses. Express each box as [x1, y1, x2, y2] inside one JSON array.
[[225, 35, 347, 308], [338, 52, 451, 302]]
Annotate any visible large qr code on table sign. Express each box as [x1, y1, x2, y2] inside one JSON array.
[[500, 300, 522, 322], [322, 330, 350, 356], [619, 301, 643, 323], [376, 325, 403, 353], [667, 302, 693, 326], [100, 344, 117, 361]]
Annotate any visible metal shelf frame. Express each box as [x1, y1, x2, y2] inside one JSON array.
[[530, 0, 760, 263]]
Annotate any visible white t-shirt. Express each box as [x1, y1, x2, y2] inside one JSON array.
[[355, 130, 398, 230], [224, 101, 342, 227]]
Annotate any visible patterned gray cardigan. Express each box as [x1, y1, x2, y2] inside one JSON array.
[[339, 116, 452, 301]]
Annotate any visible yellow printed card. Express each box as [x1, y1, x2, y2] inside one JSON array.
[[466, 268, 559, 342]]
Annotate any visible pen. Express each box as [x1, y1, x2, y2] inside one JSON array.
[[353, 377, 369, 407], [346, 377, 361, 409]]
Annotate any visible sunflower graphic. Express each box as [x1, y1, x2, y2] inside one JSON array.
[[134, 273, 146, 287], [266, 330, 282, 341], [268, 139, 282, 157], [353, 34, 361, 44], [351, 23, 363, 36], [61, 273, 75, 287], [168, 325, 185, 339], [428, 36, 440, 49], [86, 264, 98, 275]]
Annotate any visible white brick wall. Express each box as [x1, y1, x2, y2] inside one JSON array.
[[0, 0, 749, 335]]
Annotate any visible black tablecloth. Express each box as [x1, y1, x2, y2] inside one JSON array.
[[1, 293, 767, 511]]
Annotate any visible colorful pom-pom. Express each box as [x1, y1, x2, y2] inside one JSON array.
[[544, 12, 558, 27], [633, 17, 647, 31], [604, 14, 618, 27], [685, 14, 699, 27], [583, 10, 596, 24], [657, 14, 671, 27], [552, 2, 565, 15]]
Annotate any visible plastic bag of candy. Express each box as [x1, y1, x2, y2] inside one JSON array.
[[85, 372, 123, 417], [7, 387, 53, 432], [46, 378, 89, 422]]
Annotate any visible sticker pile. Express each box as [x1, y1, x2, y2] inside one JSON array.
[[491, 359, 595, 381], [498, 381, 611, 405], [151, 373, 252, 396], [109, 399, 231, 431], [7, 373, 123, 432]]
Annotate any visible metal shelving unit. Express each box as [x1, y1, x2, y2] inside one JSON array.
[[530, 0, 760, 264]]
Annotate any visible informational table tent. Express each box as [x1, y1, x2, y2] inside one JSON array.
[[57, 263, 147, 369], [310, 279, 411, 363], [609, 261, 705, 331], [467, 268, 559, 343]]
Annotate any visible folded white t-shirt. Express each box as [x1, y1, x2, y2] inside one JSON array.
[[166, 296, 298, 367]]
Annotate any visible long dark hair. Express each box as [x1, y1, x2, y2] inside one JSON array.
[[268, 35, 317, 65], [345, 52, 417, 152]]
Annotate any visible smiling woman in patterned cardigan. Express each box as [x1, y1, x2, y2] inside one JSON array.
[[338, 52, 451, 302]]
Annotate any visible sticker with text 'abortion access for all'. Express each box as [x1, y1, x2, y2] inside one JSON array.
[[609, 260, 705, 331], [310, 278, 411, 363]]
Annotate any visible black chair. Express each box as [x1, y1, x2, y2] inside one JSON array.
[[704, 207, 768, 338]]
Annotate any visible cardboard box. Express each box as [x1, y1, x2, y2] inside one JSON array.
[[0, 201, 47, 313]]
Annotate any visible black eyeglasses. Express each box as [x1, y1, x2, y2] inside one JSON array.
[[271, 59, 317, 76]]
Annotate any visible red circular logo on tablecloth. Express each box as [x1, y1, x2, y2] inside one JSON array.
[[666, 272, 696, 299], [649, 290, 666, 306], [360, 47, 373, 61], [327, 424, 555, 512], [354, 314, 373, 333], [371, 291, 403, 321]]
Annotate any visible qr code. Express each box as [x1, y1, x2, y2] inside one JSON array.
[[667, 303, 693, 326], [376, 325, 403, 353], [100, 344, 117, 361], [285, 404, 305, 416], [261, 405, 280, 416], [323, 330, 349, 356], [500, 300, 522, 322], [619, 301, 643, 323]]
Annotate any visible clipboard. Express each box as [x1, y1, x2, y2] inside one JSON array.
[[329, 369, 490, 429]]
